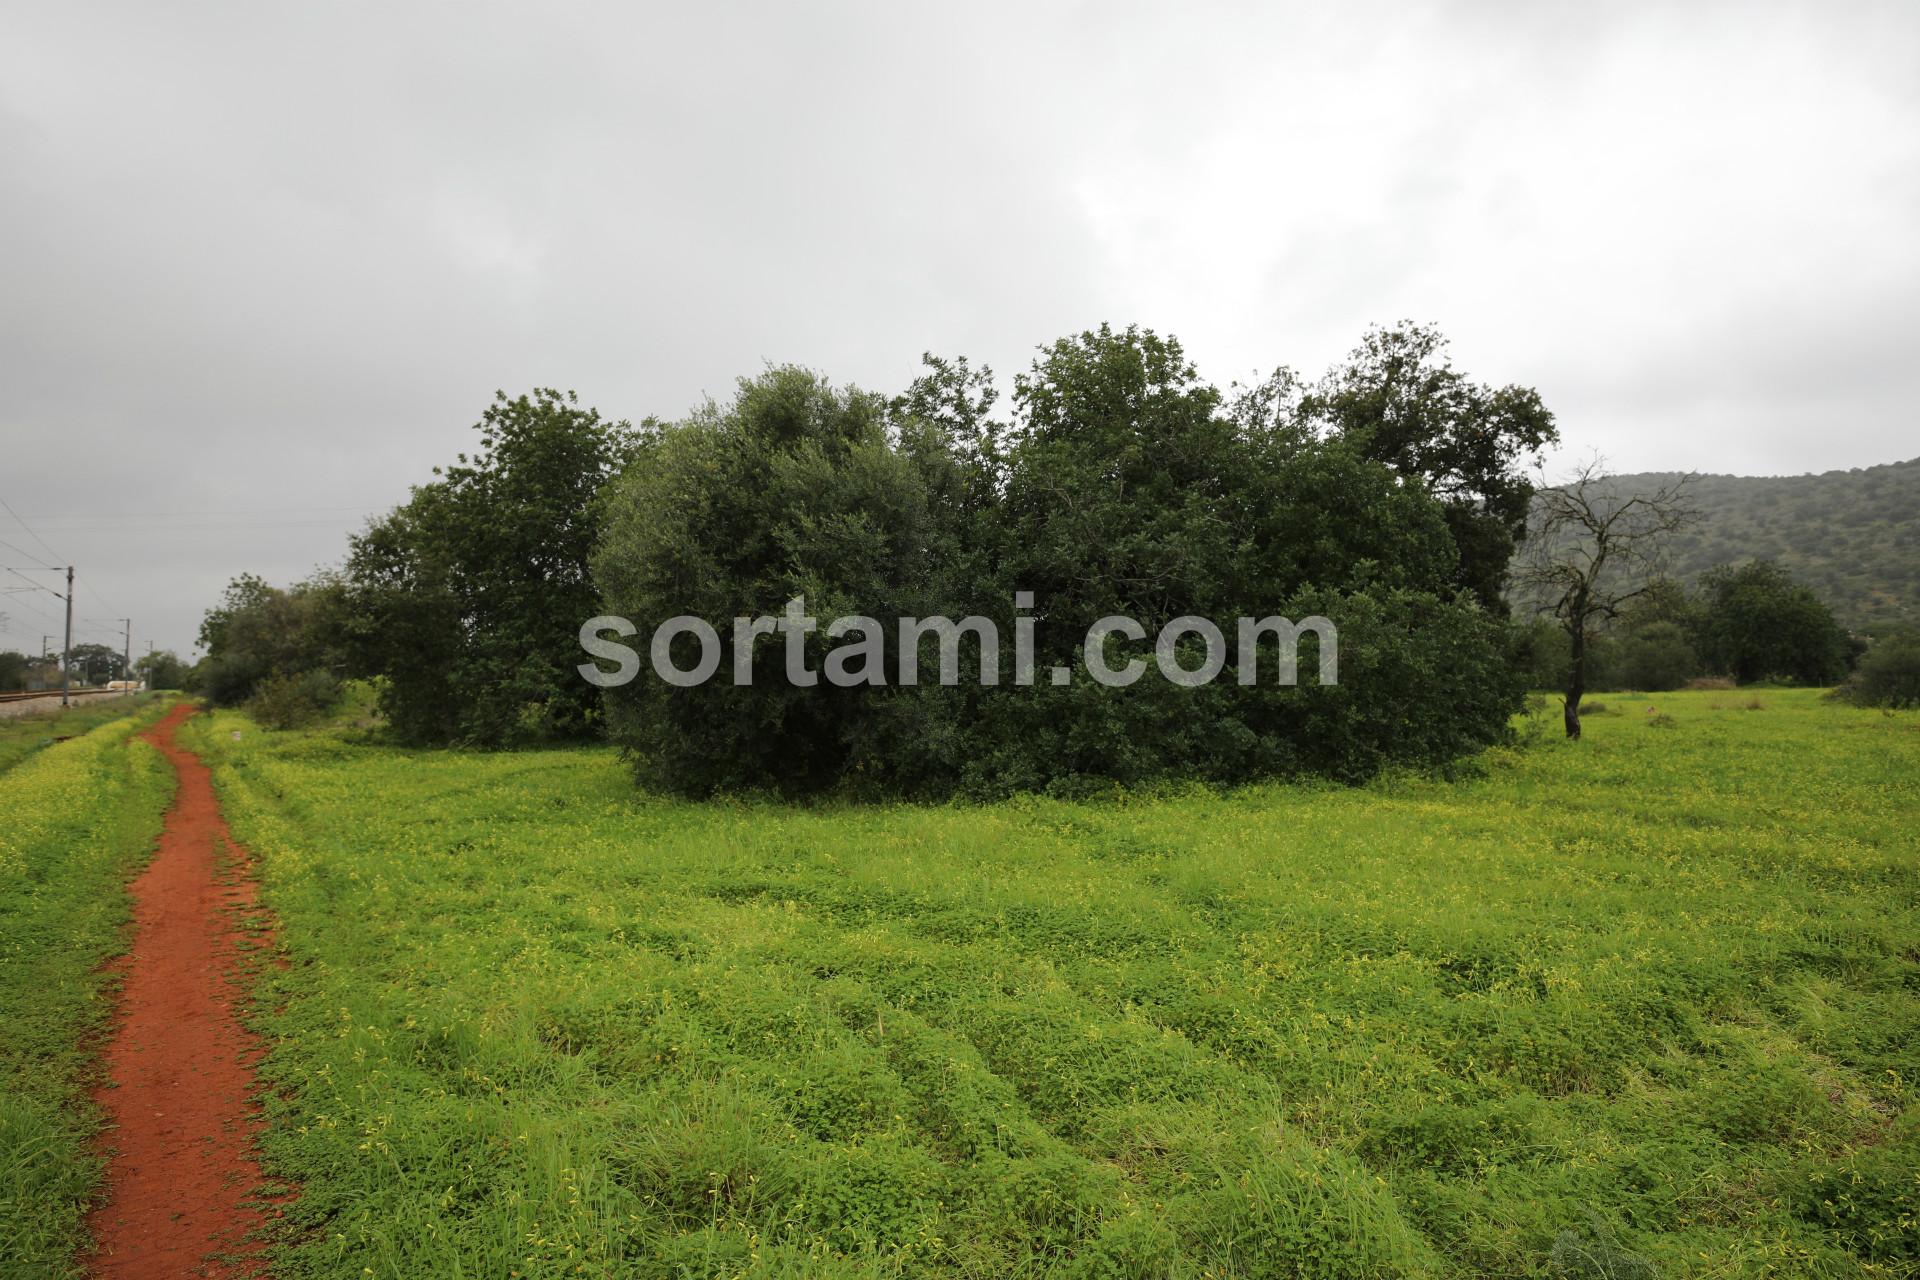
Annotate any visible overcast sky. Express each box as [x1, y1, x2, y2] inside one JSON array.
[[2, 1, 1916, 659]]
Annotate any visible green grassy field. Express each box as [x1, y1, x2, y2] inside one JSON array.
[[177, 689, 1918, 1279], [0, 701, 173, 1278], [0, 694, 159, 778]]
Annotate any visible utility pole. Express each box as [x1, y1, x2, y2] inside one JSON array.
[[120, 619, 131, 697], [61, 566, 73, 707]]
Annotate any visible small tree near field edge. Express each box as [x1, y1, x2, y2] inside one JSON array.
[[1517, 460, 1697, 739]]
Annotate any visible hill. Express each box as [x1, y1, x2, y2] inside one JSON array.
[[1543, 457, 1919, 629]]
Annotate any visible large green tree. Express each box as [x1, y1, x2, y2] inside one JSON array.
[[347, 389, 637, 745], [1697, 559, 1849, 685], [1299, 323, 1559, 612], [195, 572, 347, 705], [594, 367, 948, 794]]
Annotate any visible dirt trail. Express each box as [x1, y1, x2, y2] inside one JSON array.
[[86, 703, 281, 1278]]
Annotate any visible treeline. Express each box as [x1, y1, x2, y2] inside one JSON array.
[[1512, 554, 1918, 707], [0, 646, 189, 692], [1516, 560, 1856, 693], [594, 326, 1546, 796], [190, 389, 627, 738], [188, 323, 1918, 790], [193, 325, 1565, 794]]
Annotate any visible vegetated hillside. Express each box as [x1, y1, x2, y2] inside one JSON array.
[[1599, 457, 1918, 629]]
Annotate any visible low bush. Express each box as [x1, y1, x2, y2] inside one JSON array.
[[1835, 629, 1920, 709], [246, 669, 342, 730], [1614, 620, 1699, 692]]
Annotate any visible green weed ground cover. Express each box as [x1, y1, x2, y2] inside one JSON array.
[[0, 701, 173, 1278], [187, 690, 1919, 1278], [0, 694, 159, 778]]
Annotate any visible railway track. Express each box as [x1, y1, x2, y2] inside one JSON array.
[[0, 687, 136, 705]]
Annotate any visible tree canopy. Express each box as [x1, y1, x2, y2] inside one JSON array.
[[594, 326, 1525, 797], [345, 389, 637, 745], [1697, 559, 1849, 685], [1300, 323, 1559, 612], [191, 325, 1557, 791]]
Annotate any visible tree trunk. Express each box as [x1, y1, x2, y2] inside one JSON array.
[[1563, 620, 1585, 739]]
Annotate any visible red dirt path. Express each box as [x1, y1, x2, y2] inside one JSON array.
[[85, 703, 282, 1278]]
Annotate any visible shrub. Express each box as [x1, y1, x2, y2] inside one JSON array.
[[196, 573, 347, 706], [1835, 629, 1920, 709], [246, 669, 342, 730], [592, 366, 949, 796], [1613, 620, 1699, 691], [1685, 676, 1736, 690]]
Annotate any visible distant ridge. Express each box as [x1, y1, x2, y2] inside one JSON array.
[[1544, 457, 1917, 629]]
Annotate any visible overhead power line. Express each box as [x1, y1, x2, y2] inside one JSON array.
[[0, 490, 64, 565], [81, 579, 124, 620], [1, 593, 62, 627], [4, 566, 65, 597], [0, 535, 60, 569]]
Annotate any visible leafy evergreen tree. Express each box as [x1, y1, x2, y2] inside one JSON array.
[[346, 389, 636, 745], [592, 367, 948, 794], [595, 327, 1523, 796], [1300, 323, 1559, 612], [1698, 559, 1850, 684]]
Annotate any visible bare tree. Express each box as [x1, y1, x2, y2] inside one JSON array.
[[1518, 460, 1697, 738]]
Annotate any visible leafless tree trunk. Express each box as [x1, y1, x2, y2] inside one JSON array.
[[1517, 460, 1696, 739]]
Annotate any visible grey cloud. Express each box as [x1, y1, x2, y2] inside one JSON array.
[[2, 0, 1916, 657]]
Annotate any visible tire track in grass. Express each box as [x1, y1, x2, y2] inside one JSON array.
[[85, 704, 287, 1278]]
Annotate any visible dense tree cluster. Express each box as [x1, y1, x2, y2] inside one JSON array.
[[194, 572, 349, 725], [1696, 560, 1852, 685], [133, 649, 191, 691], [594, 325, 1530, 796], [202, 324, 1902, 784], [1294, 323, 1557, 614], [344, 390, 638, 745]]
